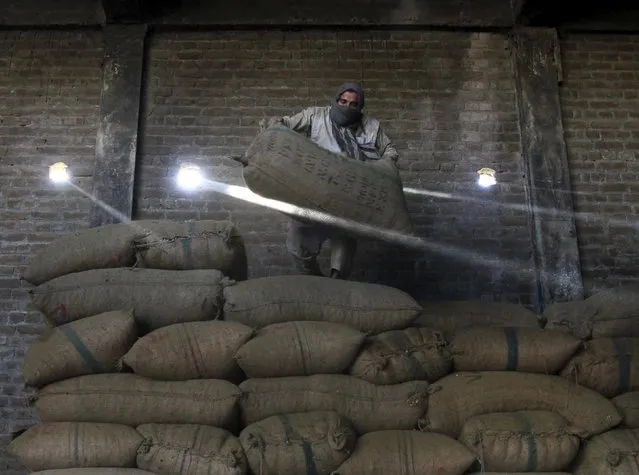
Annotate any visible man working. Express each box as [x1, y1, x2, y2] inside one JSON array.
[[263, 82, 400, 279]]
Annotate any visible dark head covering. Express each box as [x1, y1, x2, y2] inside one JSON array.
[[329, 82, 365, 127]]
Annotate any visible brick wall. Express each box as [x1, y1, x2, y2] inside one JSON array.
[[136, 30, 535, 303], [560, 34, 639, 296], [0, 30, 103, 474]]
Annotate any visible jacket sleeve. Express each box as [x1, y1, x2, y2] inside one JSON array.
[[281, 108, 314, 135], [375, 124, 400, 165]]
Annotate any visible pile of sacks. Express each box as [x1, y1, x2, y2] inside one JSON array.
[[9, 219, 639, 475]]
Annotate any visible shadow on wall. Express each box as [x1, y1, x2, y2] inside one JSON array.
[[155, 0, 409, 24], [103, 0, 184, 23]]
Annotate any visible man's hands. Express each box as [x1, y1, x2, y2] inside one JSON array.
[[259, 116, 284, 133]]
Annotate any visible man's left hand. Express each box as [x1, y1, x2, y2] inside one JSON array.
[[259, 116, 284, 133]]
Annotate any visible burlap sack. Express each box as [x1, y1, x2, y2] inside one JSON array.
[[223, 275, 421, 334], [32, 470, 158, 475], [29, 268, 225, 332], [133, 220, 248, 281], [8, 422, 142, 471], [24, 310, 137, 388], [459, 411, 580, 472], [235, 321, 365, 378], [413, 300, 542, 339], [331, 431, 475, 475], [122, 321, 253, 381], [33, 373, 241, 429], [136, 424, 247, 475], [451, 327, 581, 374], [21, 223, 140, 285], [545, 284, 639, 340], [349, 327, 451, 384], [614, 392, 639, 428], [240, 411, 356, 475], [560, 337, 639, 398], [239, 375, 428, 434], [424, 371, 621, 439], [241, 125, 412, 234], [572, 428, 639, 475]]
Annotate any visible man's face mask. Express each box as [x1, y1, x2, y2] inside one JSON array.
[[330, 86, 364, 127]]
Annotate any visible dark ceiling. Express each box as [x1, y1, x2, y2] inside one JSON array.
[[1, 0, 638, 29]]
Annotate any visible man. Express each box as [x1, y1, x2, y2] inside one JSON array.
[[264, 82, 400, 279]]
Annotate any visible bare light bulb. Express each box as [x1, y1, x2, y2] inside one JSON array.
[[477, 167, 497, 188], [49, 162, 70, 183], [177, 163, 203, 191]]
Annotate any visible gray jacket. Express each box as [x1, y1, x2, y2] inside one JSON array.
[[280, 106, 400, 165]]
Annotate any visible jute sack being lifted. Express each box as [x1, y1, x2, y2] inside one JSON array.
[[33, 373, 241, 430], [240, 411, 356, 475], [544, 283, 639, 340], [136, 424, 247, 475], [8, 422, 142, 471], [450, 327, 581, 374], [239, 374, 428, 434], [424, 371, 621, 439], [122, 321, 253, 381], [24, 310, 137, 388], [560, 337, 639, 398], [614, 392, 639, 428], [29, 268, 226, 332], [331, 431, 475, 475], [235, 321, 365, 378], [413, 300, 543, 339], [349, 327, 452, 385], [571, 428, 639, 475], [21, 219, 248, 285], [459, 411, 580, 473], [239, 125, 412, 234], [223, 275, 422, 334]]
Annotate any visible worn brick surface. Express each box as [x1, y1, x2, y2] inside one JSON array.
[[0, 30, 102, 474], [560, 34, 639, 296], [136, 30, 535, 302]]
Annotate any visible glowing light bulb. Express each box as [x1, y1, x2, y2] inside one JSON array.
[[477, 167, 497, 188], [49, 162, 70, 183], [177, 163, 203, 191]]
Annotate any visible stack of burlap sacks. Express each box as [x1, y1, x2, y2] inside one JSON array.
[[8, 219, 639, 475], [414, 291, 639, 475], [10, 219, 250, 475]]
